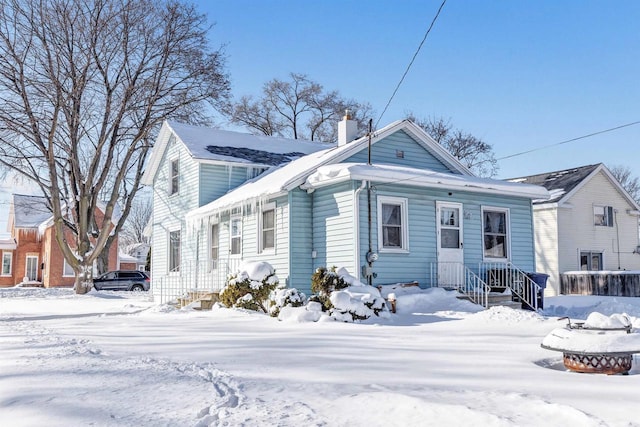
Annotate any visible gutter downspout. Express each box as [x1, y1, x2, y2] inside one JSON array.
[[354, 180, 367, 280]]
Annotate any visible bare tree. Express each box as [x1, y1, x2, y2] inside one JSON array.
[[119, 196, 152, 248], [229, 73, 372, 142], [609, 165, 640, 203], [0, 0, 229, 293], [407, 115, 499, 177]]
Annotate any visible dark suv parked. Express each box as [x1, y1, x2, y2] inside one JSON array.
[[93, 270, 151, 292]]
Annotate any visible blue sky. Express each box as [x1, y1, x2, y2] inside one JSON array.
[[200, 0, 640, 179], [1, 0, 639, 234]]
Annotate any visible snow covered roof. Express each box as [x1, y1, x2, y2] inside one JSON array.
[[0, 238, 16, 250], [10, 194, 52, 229], [187, 122, 548, 220], [304, 163, 550, 199], [141, 121, 334, 185], [118, 252, 139, 263]]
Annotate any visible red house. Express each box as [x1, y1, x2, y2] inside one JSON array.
[[0, 194, 125, 288]]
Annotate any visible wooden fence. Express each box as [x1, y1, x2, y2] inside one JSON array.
[[560, 272, 640, 297]]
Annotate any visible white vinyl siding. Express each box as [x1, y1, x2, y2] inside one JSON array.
[[542, 170, 640, 297]]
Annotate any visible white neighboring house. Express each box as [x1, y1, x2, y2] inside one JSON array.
[[509, 163, 640, 296]]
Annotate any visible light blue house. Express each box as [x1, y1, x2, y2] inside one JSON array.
[[142, 116, 548, 308]]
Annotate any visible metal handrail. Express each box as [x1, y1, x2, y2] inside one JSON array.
[[430, 262, 490, 308], [479, 262, 541, 310]]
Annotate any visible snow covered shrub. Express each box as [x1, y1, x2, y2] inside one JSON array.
[[310, 266, 349, 311], [220, 261, 279, 313], [329, 287, 388, 322], [308, 266, 390, 322], [269, 287, 307, 317]]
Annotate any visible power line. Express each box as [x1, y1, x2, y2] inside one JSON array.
[[375, 0, 447, 129], [498, 120, 640, 161]]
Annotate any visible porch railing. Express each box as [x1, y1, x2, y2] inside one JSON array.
[[429, 261, 541, 310], [429, 262, 490, 308], [478, 262, 541, 311], [152, 258, 242, 304]]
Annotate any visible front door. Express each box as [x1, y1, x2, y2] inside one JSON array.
[[25, 255, 38, 281], [436, 202, 464, 286]]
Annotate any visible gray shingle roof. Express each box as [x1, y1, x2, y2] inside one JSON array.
[[204, 146, 305, 166], [508, 164, 600, 204]]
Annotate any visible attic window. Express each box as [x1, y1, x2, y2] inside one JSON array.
[[169, 159, 179, 195], [395, 150, 404, 159], [593, 205, 613, 227]]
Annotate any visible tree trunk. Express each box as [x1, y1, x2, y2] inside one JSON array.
[[96, 249, 110, 276], [73, 263, 94, 294]]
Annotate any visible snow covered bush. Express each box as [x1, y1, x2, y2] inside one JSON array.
[[310, 266, 349, 311], [269, 287, 307, 317], [220, 261, 279, 313], [328, 268, 389, 322], [310, 266, 389, 322]]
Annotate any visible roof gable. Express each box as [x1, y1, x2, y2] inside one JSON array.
[[187, 121, 540, 219]]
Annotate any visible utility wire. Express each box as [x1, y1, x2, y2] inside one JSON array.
[[375, 0, 447, 129], [497, 120, 640, 161]]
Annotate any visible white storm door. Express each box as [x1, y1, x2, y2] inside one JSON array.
[[26, 255, 38, 281], [436, 202, 464, 286]]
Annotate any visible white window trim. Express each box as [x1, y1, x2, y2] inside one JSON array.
[[593, 204, 613, 227], [258, 202, 276, 254], [579, 249, 605, 270], [62, 258, 75, 277], [481, 206, 511, 261], [169, 158, 179, 196], [210, 222, 220, 271], [377, 196, 409, 253], [168, 229, 181, 274], [229, 216, 242, 258], [1, 251, 12, 276]]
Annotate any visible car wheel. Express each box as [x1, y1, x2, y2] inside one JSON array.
[[131, 284, 144, 292]]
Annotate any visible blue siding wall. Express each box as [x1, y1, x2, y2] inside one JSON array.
[[289, 189, 314, 294], [356, 183, 535, 287], [311, 182, 356, 278], [345, 130, 458, 173], [199, 164, 253, 207]]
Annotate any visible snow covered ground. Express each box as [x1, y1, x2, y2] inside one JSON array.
[[2, 287, 640, 426]]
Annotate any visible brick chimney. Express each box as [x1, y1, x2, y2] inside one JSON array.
[[338, 110, 357, 146]]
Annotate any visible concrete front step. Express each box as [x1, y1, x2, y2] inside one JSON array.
[[176, 291, 220, 309], [457, 292, 525, 309]]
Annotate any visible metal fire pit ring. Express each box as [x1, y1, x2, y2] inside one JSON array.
[[541, 317, 640, 375], [562, 351, 633, 375]]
